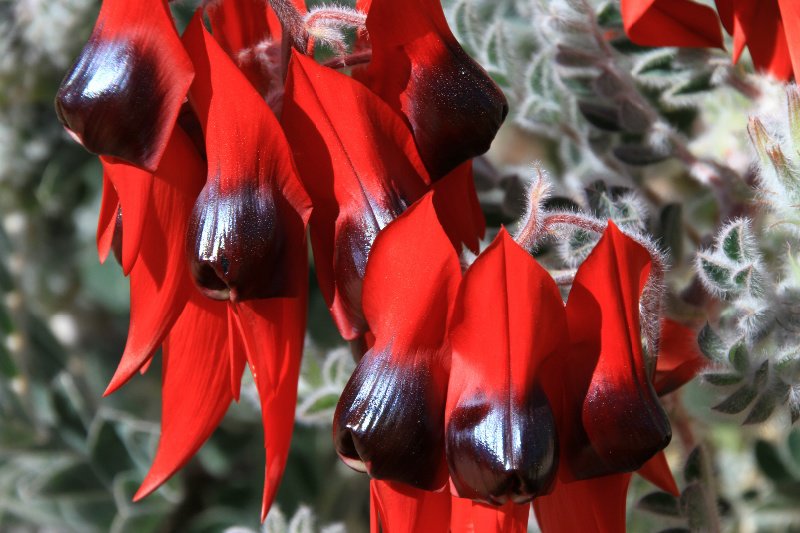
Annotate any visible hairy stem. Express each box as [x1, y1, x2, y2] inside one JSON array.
[[268, 0, 308, 51]]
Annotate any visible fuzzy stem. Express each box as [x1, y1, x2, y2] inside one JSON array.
[[268, 0, 308, 51], [525, 210, 666, 358], [305, 8, 366, 29]]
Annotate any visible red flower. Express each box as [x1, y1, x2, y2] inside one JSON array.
[[281, 50, 430, 340], [622, 0, 800, 80], [55, 0, 193, 172], [446, 229, 565, 504], [534, 319, 706, 532], [65, 5, 312, 519], [332, 194, 461, 490], [621, 0, 724, 49], [715, 0, 800, 80], [549, 222, 671, 482]]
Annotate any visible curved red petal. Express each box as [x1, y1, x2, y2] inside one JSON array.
[[621, 0, 724, 49], [55, 0, 193, 171], [104, 128, 206, 395], [182, 14, 311, 302], [450, 497, 529, 533], [654, 319, 706, 396], [133, 293, 232, 501], [282, 50, 429, 339], [360, 0, 507, 179], [100, 156, 152, 275], [715, 0, 734, 36], [96, 173, 119, 264], [533, 474, 632, 533], [370, 480, 450, 533], [446, 229, 564, 504], [206, 0, 275, 95], [231, 295, 307, 520], [778, 0, 800, 81], [637, 451, 679, 496], [333, 195, 459, 490], [730, 0, 793, 80], [361, 195, 460, 351], [560, 222, 670, 481], [431, 161, 486, 255]]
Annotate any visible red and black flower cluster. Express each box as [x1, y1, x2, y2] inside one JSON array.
[[56, 0, 703, 531]]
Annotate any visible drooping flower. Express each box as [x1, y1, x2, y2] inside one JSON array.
[[446, 229, 565, 504], [549, 221, 671, 482], [534, 319, 706, 533], [332, 193, 461, 490], [65, 7, 313, 519], [55, 0, 193, 172]]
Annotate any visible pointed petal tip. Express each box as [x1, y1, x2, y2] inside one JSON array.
[[132, 476, 158, 502]]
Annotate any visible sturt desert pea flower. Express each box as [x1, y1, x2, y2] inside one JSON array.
[[332, 194, 462, 490], [534, 319, 706, 533], [55, 0, 195, 275], [547, 222, 671, 482], [446, 229, 565, 505], [69, 5, 312, 519], [356, 0, 498, 254], [54, 0, 193, 173], [129, 14, 312, 521]]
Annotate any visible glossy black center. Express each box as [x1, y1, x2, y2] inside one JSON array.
[[55, 36, 165, 169]]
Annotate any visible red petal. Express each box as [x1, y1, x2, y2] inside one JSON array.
[[359, 0, 507, 179], [96, 173, 119, 264], [450, 497, 529, 533], [207, 0, 271, 56], [182, 14, 311, 301], [361, 195, 460, 351], [637, 451, 679, 496], [730, 0, 793, 80], [282, 50, 429, 340], [333, 195, 459, 490], [370, 480, 450, 533], [654, 319, 707, 396], [777, 0, 800, 80], [431, 161, 486, 255], [134, 292, 232, 500], [621, 0, 724, 49], [231, 296, 307, 520], [533, 474, 632, 533], [104, 128, 206, 395], [715, 0, 734, 35], [559, 221, 670, 480], [100, 157, 152, 275], [446, 229, 564, 504], [55, 0, 193, 171], [206, 0, 275, 95]]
